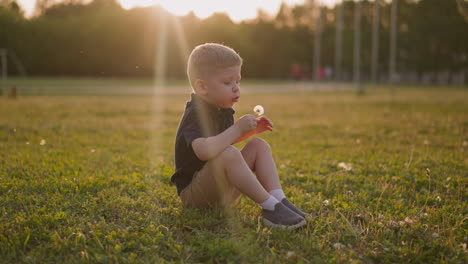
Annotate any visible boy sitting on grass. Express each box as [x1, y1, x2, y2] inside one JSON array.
[[170, 43, 308, 229]]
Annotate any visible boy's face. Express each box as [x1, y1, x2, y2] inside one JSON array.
[[198, 65, 241, 108]]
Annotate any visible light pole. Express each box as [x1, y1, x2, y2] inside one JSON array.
[[335, 1, 344, 82], [354, 0, 363, 94], [371, 0, 380, 84], [313, 5, 323, 81], [389, 0, 398, 85]]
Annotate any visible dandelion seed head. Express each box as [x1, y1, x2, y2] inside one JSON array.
[[404, 217, 414, 225], [323, 200, 330, 206], [286, 251, 298, 261], [338, 162, 352, 171], [40, 139, 46, 145], [460, 243, 466, 251], [253, 105, 264, 116], [333, 242, 345, 250]]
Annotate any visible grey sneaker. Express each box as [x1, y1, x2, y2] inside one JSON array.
[[262, 202, 306, 229], [280, 198, 308, 218]]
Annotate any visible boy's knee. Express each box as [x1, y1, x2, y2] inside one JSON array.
[[219, 146, 243, 163], [248, 137, 271, 151]]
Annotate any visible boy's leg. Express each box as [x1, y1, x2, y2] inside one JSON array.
[[181, 143, 306, 228], [217, 146, 271, 204], [240, 137, 281, 192], [180, 145, 271, 209], [240, 137, 308, 218]]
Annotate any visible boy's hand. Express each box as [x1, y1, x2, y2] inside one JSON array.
[[235, 114, 258, 134], [232, 115, 274, 144], [255, 116, 273, 134]]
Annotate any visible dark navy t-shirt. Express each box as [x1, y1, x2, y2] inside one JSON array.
[[170, 93, 235, 196]]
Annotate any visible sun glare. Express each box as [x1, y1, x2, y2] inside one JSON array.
[[18, 0, 340, 19], [118, 0, 315, 22]]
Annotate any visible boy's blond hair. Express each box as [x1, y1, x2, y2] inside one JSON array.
[[187, 43, 243, 91]]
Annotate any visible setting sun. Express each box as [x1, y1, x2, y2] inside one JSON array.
[[18, 0, 341, 20], [118, 0, 308, 22]]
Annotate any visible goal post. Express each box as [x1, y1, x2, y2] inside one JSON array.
[[0, 48, 28, 96]]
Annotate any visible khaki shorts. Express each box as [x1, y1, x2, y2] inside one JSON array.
[[179, 158, 242, 209]]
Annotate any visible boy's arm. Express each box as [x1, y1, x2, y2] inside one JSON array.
[[192, 124, 242, 161], [192, 115, 257, 161]]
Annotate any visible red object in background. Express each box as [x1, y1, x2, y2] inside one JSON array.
[[291, 64, 302, 80], [316, 67, 326, 80]]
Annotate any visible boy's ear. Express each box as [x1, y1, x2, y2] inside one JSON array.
[[194, 79, 208, 96]]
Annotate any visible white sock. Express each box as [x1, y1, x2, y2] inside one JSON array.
[[259, 195, 280, 211], [269, 188, 286, 201]]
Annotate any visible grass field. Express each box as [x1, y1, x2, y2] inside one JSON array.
[[0, 84, 467, 263]]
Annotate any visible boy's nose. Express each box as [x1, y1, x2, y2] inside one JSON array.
[[233, 84, 240, 92]]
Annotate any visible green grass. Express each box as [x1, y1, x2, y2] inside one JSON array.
[[1, 85, 467, 263]]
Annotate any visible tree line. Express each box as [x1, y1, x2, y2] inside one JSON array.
[[0, 0, 467, 84]]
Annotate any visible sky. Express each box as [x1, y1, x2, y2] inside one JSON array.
[[17, 0, 340, 22]]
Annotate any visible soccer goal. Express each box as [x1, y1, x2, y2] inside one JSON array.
[[0, 48, 27, 96]]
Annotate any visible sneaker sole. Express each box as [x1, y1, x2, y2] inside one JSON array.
[[263, 218, 307, 229]]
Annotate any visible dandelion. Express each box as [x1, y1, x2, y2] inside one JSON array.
[[338, 162, 352, 171], [253, 105, 264, 116], [460, 243, 466, 251], [432, 232, 439, 239], [423, 139, 430, 145], [463, 141, 467, 147], [323, 200, 330, 206], [286, 251, 298, 261], [333, 242, 345, 250], [40, 139, 46, 145], [436, 196, 441, 202], [91, 149, 96, 153], [26, 141, 30, 145]]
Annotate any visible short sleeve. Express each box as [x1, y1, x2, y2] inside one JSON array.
[[182, 110, 204, 147]]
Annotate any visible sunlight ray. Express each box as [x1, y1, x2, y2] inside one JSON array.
[[150, 7, 168, 170]]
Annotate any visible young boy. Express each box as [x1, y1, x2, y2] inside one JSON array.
[[170, 43, 308, 229]]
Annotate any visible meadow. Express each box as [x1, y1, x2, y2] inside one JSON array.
[[0, 82, 466, 263]]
